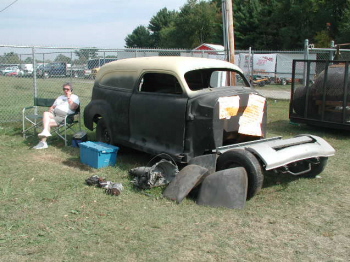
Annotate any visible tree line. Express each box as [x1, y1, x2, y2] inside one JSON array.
[[125, 0, 350, 50]]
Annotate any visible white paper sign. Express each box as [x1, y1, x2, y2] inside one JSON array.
[[218, 96, 240, 119], [238, 94, 266, 136]]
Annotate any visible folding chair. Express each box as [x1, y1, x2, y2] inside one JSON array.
[[52, 105, 81, 146], [22, 98, 82, 146], [22, 98, 55, 138]]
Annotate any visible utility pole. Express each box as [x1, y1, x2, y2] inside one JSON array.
[[222, 0, 236, 84]]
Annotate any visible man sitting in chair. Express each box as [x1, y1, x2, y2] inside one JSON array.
[[33, 83, 80, 149]]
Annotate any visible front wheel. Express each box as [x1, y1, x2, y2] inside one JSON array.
[[96, 118, 114, 145], [216, 149, 264, 200]]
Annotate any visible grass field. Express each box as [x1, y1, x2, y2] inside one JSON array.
[[0, 80, 349, 261]]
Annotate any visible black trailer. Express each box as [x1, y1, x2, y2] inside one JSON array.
[[290, 59, 350, 130]]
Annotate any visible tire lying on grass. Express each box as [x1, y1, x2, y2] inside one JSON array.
[[216, 149, 264, 200]]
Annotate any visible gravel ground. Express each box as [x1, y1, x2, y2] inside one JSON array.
[[258, 89, 291, 100]]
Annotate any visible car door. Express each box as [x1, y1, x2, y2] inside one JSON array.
[[129, 72, 188, 155]]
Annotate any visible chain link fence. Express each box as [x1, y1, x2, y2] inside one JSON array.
[[1, 43, 349, 124]]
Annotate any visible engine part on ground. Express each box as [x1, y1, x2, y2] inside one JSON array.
[[130, 159, 179, 189], [85, 175, 123, 196], [105, 183, 124, 196], [85, 175, 100, 186], [163, 164, 210, 203], [197, 167, 248, 209]]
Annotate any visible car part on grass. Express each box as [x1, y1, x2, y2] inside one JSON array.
[[163, 164, 210, 203], [197, 167, 248, 209], [130, 159, 179, 189], [188, 154, 217, 175], [85, 175, 123, 196], [105, 183, 124, 196], [216, 149, 263, 200]]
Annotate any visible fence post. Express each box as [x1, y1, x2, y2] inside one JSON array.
[[304, 39, 309, 60], [32, 47, 38, 112], [330, 40, 335, 60], [303, 39, 309, 86]]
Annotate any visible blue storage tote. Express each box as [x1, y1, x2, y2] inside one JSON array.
[[80, 141, 119, 169]]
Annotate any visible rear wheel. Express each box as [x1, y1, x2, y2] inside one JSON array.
[[216, 149, 264, 200], [96, 118, 114, 145]]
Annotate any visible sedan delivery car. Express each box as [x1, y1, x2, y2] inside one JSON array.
[[84, 57, 334, 200]]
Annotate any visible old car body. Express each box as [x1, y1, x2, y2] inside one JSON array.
[[84, 57, 334, 200], [84, 57, 267, 162]]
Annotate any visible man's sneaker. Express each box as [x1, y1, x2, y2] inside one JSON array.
[[38, 130, 52, 137], [33, 141, 48, 149]]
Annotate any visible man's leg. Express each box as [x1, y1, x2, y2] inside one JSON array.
[[38, 112, 56, 137]]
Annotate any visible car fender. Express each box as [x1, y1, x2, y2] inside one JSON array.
[[84, 100, 115, 131]]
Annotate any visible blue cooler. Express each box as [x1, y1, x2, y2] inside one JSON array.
[[80, 141, 119, 169]]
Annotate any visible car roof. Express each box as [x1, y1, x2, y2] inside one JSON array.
[[97, 56, 243, 77]]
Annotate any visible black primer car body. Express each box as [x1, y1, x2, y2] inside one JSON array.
[[84, 57, 335, 201], [84, 57, 266, 163]]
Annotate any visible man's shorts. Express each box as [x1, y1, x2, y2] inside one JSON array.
[[53, 108, 68, 125]]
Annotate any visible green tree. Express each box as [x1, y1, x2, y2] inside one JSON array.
[[0, 52, 21, 64], [24, 57, 33, 63], [54, 54, 71, 63], [125, 25, 154, 48], [170, 0, 221, 48], [74, 48, 98, 63], [337, 4, 350, 44], [148, 8, 178, 47]]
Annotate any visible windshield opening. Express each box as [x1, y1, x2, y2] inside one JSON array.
[[184, 69, 249, 91]]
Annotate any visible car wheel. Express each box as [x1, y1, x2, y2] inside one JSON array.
[[96, 118, 114, 145], [216, 149, 264, 200], [287, 157, 328, 178]]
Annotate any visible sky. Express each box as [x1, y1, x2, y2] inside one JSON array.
[[1, 0, 188, 49]]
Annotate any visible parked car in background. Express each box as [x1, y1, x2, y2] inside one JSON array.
[[18, 64, 34, 77], [6, 71, 19, 76], [83, 67, 92, 79], [0, 66, 19, 76]]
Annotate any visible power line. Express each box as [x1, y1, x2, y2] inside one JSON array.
[[0, 0, 18, 13]]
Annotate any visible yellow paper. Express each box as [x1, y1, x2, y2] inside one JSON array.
[[218, 96, 240, 119]]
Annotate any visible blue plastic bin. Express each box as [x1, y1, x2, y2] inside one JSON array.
[[80, 141, 119, 169]]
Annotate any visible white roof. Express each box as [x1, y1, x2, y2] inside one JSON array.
[[194, 43, 225, 51], [98, 56, 242, 77]]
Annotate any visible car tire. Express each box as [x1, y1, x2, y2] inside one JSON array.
[[216, 149, 264, 200], [96, 118, 114, 145]]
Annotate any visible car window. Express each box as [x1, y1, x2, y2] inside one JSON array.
[[185, 69, 249, 90], [139, 73, 183, 94]]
